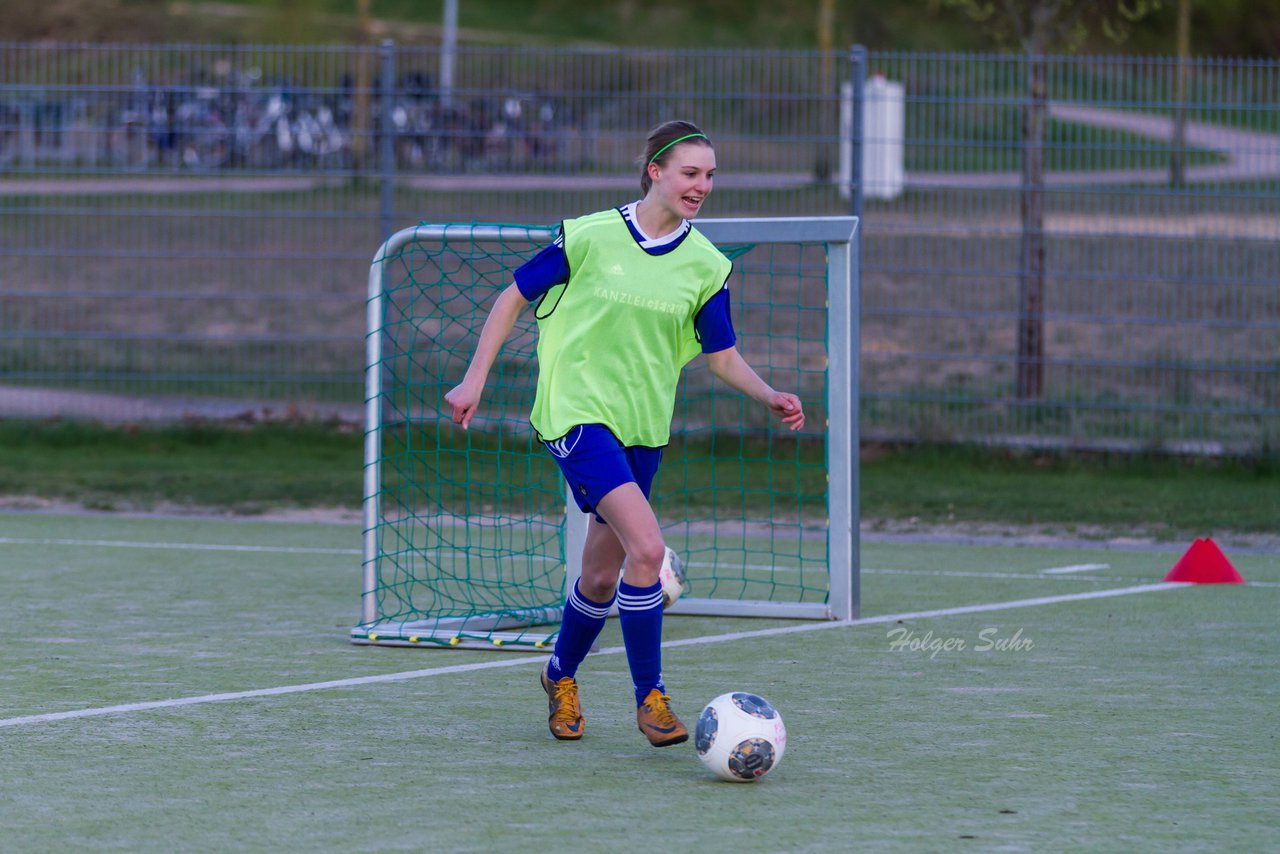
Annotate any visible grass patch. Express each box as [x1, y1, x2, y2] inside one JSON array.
[[0, 420, 361, 513], [1, 421, 1276, 539], [904, 115, 1227, 174], [860, 442, 1280, 536]]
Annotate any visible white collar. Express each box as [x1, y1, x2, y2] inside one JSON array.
[[620, 201, 690, 249]]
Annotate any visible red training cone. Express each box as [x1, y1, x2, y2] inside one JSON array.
[[1163, 537, 1246, 584]]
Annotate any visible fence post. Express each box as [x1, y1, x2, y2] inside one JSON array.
[[441, 0, 458, 110], [379, 39, 396, 241]]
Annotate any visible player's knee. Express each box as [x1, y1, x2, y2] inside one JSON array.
[[578, 574, 618, 603], [626, 539, 666, 582], [578, 557, 622, 600]]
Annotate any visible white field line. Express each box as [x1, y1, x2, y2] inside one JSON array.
[[0, 537, 561, 563], [8, 537, 1265, 586], [863, 567, 1129, 583], [0, 539, 1127, 580], [1040, 563, 1111, 575], [0, 582, 1186, 729], [683, 560, 1130, 583], [0, 537, 1159, 584]]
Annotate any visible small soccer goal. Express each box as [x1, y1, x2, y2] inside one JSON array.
[[353, 217, 860, 650]]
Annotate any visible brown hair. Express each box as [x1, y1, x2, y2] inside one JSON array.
[[637, 120, 713, 195]]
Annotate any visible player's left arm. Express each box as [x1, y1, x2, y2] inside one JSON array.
[[704, 346, 805, 432]]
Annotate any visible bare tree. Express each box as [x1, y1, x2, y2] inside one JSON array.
[[815, 0, 837, 182], [1170, 0, 1192, 187], [349, 0, 375, 171], [943, 0, 1159, 400]]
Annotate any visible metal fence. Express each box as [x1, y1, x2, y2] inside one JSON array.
[[858, 51, 1279, 453], [1, 42, 1276, 452]]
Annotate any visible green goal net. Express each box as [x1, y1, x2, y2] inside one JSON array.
[[354, 218, 859, 650]]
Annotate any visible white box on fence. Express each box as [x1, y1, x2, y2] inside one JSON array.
[[840, 74, 905, 200]]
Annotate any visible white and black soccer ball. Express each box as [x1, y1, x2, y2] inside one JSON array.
[[657, 546, 687, 609], [695, 692, 787, 782]]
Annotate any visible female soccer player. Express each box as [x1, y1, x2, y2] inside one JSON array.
[[445, 120, 805, 747]]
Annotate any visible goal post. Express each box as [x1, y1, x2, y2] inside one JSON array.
[[354, 217, 860, 650]]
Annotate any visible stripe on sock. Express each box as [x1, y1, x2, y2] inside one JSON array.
[[616, 587, 664, 611], [569, 584, 615, 620]]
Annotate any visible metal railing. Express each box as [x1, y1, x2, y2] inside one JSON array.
[[1, 42, 1276, 452]]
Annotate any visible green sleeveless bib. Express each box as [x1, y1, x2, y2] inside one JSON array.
[[529, 209, 731, 446]]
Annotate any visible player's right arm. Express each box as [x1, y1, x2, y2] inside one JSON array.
[[444, 283, 530, 429]]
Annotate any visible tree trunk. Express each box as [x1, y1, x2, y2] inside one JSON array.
[[1017, 52, 1047, 400], [351, 0, 374, 171], [1170, 0, 1191, 187], [814, 0, 836, 182]]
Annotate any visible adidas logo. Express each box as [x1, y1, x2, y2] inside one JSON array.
[[608, 263, 625, 275]]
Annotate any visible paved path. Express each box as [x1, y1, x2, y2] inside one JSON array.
[[0, 170, 827, 195], [4, 103, 1275, 196], [0, 176, 343, 196], [0, 385, 361, 424], [907, 101, 1280, 189]]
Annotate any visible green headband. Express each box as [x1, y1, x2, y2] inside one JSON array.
[[648, 132, 708, 165]]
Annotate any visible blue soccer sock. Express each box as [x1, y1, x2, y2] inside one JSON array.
[[617, 579, 665, 707], [546, 580, 615, 682]]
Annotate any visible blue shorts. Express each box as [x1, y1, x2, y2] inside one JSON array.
[[543, 424, 663, 523]]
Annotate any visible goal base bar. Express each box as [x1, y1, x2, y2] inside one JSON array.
[[351, 597, 835, 649], [351, 605, 565, 650], [351, 628, 559, 651], [666, 597, 837, 620]]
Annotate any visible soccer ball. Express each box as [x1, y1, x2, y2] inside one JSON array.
[[695, 692, 787, 782], [658, 547, 687, 609]]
